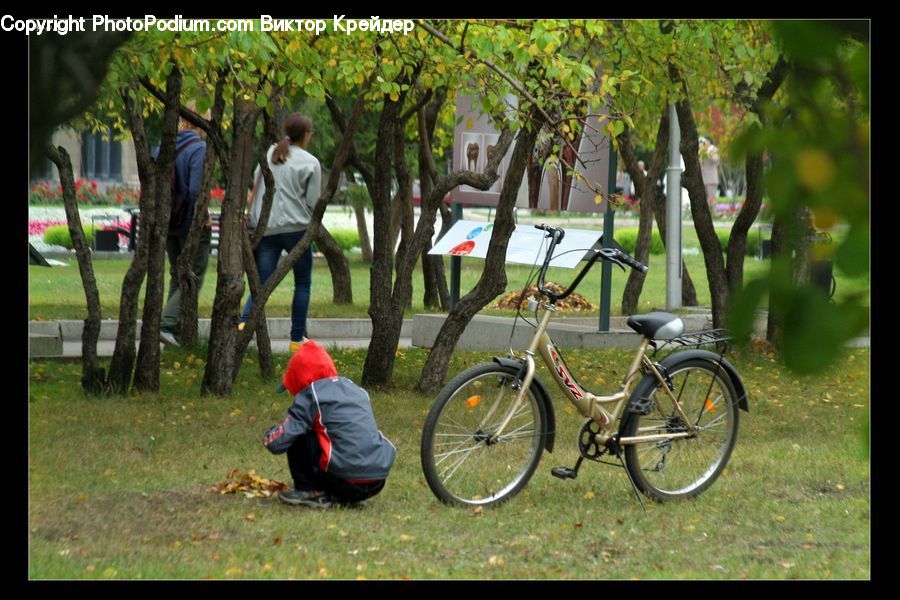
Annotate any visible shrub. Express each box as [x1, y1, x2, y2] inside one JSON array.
[[329, 228, 361, 251], [30, 180, 63, 205], [715, 229, 762, 257], [42, 224, 97, 249], [104, 184, 141, 206], [614, 228, 665, 256]]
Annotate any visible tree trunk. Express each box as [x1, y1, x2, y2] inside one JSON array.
[[417, 120, 538, 394], [362, 98, 407, 387], [240, 227, 273, 382], [675, 98, 728, 328], [202, 98, 259, 396], [726, 150, 764, 293], [363, 84, 514, 388], [767, 205, 815, 346], [618, 110, 670, 314], [726, 55, 789, 295], [622, 193, 655, 314], [419, 91, 450, 311], [316, 226, 353, 304], [352, 198, 373, 263], [178, 79, 225, 349], [133, 68, 183, 392], [107, 75, 180, 394], [46, 144, 105, 394]]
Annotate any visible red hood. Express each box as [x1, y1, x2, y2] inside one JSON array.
[[280, 340, 338, 395]]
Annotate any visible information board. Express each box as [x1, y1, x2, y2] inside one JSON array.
[[429, 220, 602, 269]]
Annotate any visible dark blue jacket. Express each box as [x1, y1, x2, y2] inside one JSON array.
[[264, 376, 396, 481], [153, 130, 207, 236]]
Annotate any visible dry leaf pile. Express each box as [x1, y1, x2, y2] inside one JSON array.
[[210, 469, 288, 498], [494, 282, 596, 312]]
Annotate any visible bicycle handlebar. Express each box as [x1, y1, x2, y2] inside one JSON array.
[[532, 224, 648, 302]]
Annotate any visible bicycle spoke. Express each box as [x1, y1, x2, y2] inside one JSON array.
[[623, 361, 739, 500]]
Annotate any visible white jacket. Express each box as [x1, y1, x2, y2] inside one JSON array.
[[250, 144, 322, 236]]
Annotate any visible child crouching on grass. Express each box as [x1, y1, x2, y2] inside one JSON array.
[[264, 339, 396, 509]]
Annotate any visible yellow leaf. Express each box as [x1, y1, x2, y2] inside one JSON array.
[[813, 208, 838, 230], [836, 483, 845, 491], [103, 567, 117, 577], [584, 491, 595, 500], [795, 149, 836, 192], [465, 395, 482, 408], [399, 534, 415, 542], [246, 514, 256, 521], [774, 515, 786, 522], [225, 567, 242, 576]]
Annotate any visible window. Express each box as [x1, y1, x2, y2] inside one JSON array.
[[81, 128, 122, 181]]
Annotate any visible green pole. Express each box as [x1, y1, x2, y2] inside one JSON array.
[[599, 147, 617, 332], [449, 202, 463, 309]]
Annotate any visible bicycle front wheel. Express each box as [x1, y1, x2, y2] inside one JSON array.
[[620, 358, 739, 501], [421, 363, 546, 508]]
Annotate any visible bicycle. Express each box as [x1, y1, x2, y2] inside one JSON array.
[[420, 224, 750, 508]]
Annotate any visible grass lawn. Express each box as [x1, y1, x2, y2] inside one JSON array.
[[28, 344, 869, 580], [28, 225, 869, 322]]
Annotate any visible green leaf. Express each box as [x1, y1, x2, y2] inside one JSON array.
[[727, 278, 769, 343]]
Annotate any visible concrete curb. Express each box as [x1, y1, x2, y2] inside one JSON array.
[[28, 318, 413, 358], [411, 313, 718, 351]]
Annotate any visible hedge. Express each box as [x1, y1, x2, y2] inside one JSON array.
[[716, 230, 761, 258], [613, 228, 665, 256], [329, 228, 361, 251], [42, 224, 97, 249]]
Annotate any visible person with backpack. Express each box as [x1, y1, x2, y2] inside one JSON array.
[[159, 109, 210, 347], [264, 339, 396, 508], [240, 113, 322, 354]]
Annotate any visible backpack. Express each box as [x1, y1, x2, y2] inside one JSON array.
[[169, 138, 202, 232]]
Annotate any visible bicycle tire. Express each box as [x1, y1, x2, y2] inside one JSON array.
[[420, 362, 547, 508], [620, 358, 740, 501]]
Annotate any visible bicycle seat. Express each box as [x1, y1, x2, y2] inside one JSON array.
[[627, 312, 685, 341]]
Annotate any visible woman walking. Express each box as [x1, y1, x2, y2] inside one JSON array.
[[242, 114, 322, 353]]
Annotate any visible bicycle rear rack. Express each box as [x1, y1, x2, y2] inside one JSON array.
[[656, 328, 732, 356]]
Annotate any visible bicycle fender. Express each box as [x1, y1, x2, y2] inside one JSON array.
[[493, 356, 556, 452], [647, 349, 750, 413]]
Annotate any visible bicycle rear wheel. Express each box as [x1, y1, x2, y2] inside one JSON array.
[[420, 363, 546, 508], [620, 358, 739, 501]]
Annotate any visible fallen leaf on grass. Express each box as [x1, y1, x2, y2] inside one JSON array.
[[399, 534, 415, 542], [210, 469, 288, 498]]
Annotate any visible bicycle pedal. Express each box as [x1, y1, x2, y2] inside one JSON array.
[[551, 467, 578, 480]]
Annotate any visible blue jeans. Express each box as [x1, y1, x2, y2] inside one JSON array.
[[241, 230, 313, 342]]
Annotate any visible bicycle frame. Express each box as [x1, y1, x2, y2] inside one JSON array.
[[489, 300, 698, 448]]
